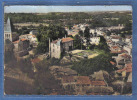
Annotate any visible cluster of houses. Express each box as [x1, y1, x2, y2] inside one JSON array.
[[48, 23, 132, 95], [4, 18, 38, 58], [4, 17, 132, 95], [106, 33, 132, 78], [49, 65, 114, 95]]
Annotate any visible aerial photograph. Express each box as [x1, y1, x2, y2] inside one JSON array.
[[4, 6, 132, 95]]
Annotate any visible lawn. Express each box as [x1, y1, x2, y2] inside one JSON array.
[[71, 49, 104, 59]]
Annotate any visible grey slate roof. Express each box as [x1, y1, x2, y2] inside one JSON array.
[[4, 17, 11, 32]]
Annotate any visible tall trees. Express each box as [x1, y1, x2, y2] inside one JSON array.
[[36, 24, 67, 53], [71, 53, 114, 76], [84, 27, 90, 49], [95, 36, 110, 52], [73, 35, 81, 49]]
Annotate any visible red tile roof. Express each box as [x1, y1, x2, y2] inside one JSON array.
[[117, 63, 132, 73], [111, 46, 119, 49], [111, 50, 126, 54], [62, 37, 74, 43], [62, 76, 75, 83], [51, 37, 74, 44], [126, 63, 132, 72], [120, 53, 131, 58], [77, 76, 91, 85], [13, 39, 27, 44], [110, 61, 116, 65], [31, 58, 41, 63], [112, 36, 121, 39], [90, 81, 106, 86]]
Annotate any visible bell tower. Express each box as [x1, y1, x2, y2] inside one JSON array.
[[4, 17, 12, 42]]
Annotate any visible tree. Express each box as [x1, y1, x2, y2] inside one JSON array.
[[71, 53, 114, 76], [34, 59, 64, 95], [79, 30, 84, 37], [73, 35, 81, 49], [84, 27, 90, 49], [84, 27, 90, 38], [36, 24, 67, 53], [95, 36, 110, 52]]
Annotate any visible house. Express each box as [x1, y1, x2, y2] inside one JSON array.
[[90, 37, 100, 45], [12, 38, 30, 57], [116, 63, 132, 79], [19, 34, 38, 47], [116, 40, 127, 47], [86, 86, 114, 95], [50, 37, 74, 58], [61, 76, 91, 94], [61, 76, 76, 89], [111, 36, 121, 42], [90, 81, 107, 87], [110, 45, 122, 53], [112, 53, 131, 69], [89, 70, 111, 83], [123, 45, 132, 55], [13, 39, 30, 52], [76, 76, 91, 87], [116, 63, 132, 73]]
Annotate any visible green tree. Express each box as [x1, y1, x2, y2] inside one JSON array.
[[71, 53, 114, 75], [36, 24, 67, 53], [73, 35, 81, 49]]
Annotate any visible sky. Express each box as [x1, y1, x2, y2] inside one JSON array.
[[4, 6, 132, 13]]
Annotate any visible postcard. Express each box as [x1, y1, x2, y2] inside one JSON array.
[[4, 5, 132, 95]]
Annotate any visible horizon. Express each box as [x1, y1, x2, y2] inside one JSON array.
[[4, 6, 132, 13]]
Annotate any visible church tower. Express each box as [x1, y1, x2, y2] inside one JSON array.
[[4, 17, 12, 42]]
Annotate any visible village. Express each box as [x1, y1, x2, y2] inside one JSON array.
[[4, 12, 132, 95]]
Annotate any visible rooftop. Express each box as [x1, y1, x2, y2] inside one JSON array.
[[90, 81, 106, 86], [110, 61, 116, 65], [77, 76, 91, 85], [51, 37, 74, 44], [62, 37, 74, 43], [31, 58, 41, 63], [13, 38, 27, 44], [62, 76, 75, 83], [117, 63, 132, 73]]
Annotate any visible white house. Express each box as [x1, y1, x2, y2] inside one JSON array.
[[19, 34, 38, 47], [90, 37, 100, 45]]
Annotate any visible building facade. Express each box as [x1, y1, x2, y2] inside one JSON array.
[[50, 37, 74, 59]]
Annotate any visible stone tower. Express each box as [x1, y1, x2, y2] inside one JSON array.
[[4, 17, 12, 42]]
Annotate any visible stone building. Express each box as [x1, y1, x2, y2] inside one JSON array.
[[13, 39, 30, 52], [4, 17, 12, 42], [50, 37, 74, 59], [19, 34, 38, 47]]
